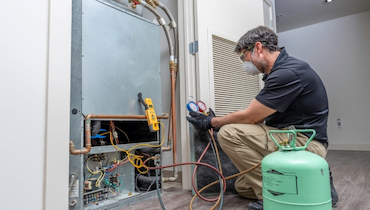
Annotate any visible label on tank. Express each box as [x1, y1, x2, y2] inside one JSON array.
[[263, 169, 297, 196]]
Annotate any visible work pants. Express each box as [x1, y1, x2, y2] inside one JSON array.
[[217, 123, 328, 200]]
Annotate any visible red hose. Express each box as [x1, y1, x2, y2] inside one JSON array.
[[191, 143, 223, 202], [148, 162, 226, 191]]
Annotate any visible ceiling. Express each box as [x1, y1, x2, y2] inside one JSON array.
[[275, 0, 370, 33]]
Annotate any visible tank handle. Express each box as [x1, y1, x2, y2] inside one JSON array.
[[268, 129, 316, 151]]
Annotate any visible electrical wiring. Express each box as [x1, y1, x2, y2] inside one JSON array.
[[109, 121, 119, 144], [87, 121, 260, 209], [126, 121, 166, 152], [143, 156, 159, 166], [95, 122, 166, 175], [109, 121, 166, 174], [86, 157, 105, 188], [115, 126, 130, 143], [85, 154, 130, 195], [109, 187, 120, 198], [96, 171, 105, 188], [106, 131, 146, 173], [105, 158, 129, 172], [118, 175, 125, 190]]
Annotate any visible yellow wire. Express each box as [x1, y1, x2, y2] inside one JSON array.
[[108, 131, 145, 172], [108, 121, 165, 174], [85, 122, 165, 190], [99, 131, 111, 136], [127, 122, 166, 152], [96, 171, 105, 188], [86, 157, 105, 187]]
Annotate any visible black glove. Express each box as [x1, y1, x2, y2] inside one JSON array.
[[208, 108, 220, 131], [186, 111, 214, 131]]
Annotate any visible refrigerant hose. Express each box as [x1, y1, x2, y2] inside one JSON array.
[[189, 130, 261, 210], [151, 128, 260, 210]]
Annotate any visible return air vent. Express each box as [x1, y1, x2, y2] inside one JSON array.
[[212, 35, 260, 116]]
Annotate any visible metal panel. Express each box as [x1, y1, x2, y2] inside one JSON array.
[[89, 142, 160, 154], [82, 0, 162, 116], [99, 0, 143, 16], [69, 0, 85, 208]]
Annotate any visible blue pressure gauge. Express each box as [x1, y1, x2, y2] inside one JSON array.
[[186, 101, 199, 112]]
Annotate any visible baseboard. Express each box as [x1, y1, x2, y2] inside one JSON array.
[[329, 143, 370, 151]]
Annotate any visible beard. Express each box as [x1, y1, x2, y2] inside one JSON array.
[[255, 58, 269, 74]]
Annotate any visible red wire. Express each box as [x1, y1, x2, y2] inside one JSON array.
[[106, 159, 129, 172]]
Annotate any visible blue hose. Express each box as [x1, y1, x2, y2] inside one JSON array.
[[155, 168, 166, 210], [207, 132, 224, 210]]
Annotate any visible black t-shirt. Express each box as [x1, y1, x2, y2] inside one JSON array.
[[255, 48, 329, 142]]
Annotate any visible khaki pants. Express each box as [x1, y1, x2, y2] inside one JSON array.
[[217, 123, 327, 200]]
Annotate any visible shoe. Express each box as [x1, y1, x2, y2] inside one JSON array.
[[330, 168, 339, 206], [248, 200, 263, 210]]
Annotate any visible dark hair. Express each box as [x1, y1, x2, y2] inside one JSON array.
[[235, 26, 279, 53]]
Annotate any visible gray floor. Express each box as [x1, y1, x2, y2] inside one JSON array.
[[124, 150, 370, 210]]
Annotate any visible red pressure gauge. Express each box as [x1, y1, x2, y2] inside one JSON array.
[[196, 101, 207, 113]]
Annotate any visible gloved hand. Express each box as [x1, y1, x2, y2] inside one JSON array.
[[186, 111, 214, 131], [207, 108, 220, 131]]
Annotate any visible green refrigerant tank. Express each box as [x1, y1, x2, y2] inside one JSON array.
[[262, 129, 332, 210]]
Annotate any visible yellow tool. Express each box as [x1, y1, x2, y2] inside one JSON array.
[[138, 93, 159, 132]]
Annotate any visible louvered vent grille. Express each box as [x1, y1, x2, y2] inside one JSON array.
[[212, 35, 260, 116]]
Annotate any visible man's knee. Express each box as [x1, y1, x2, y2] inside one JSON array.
[[235, 182, 259, 199], [217, 124, 234, 145]]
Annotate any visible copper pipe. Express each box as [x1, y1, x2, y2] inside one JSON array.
[[162, 62, 179, 182], [69, 118, 92, 155], [84, 114, 168, 120], [162, 146, 171, 151], [69, 114, 169, 155]]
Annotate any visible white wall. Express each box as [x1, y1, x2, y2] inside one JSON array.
[[195, 0, 265, 106], [0, 1, 48, 209], [278, 10, 370, 150], [0, 1, 71, 209]]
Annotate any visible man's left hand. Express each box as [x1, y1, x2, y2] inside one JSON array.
[[186, 111, 214, 131]]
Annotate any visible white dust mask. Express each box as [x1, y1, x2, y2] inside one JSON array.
[[243, 50, 260, 76]]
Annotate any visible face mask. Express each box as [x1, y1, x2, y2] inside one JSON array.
[[243, 49, 260, 76]]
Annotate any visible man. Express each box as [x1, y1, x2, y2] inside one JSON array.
[[186, 26, 338, 210]]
